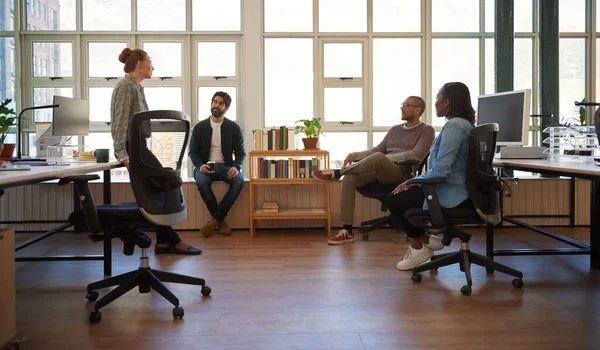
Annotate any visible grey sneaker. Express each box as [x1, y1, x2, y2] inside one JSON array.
[[396, 246, 434, 271], [423, 234, 444, 252]]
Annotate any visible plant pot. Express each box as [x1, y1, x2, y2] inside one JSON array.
[[0, 143, 15, 161], [301, 137, 319, 150]]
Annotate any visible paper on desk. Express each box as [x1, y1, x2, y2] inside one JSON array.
[[36, 123, 64, 156]]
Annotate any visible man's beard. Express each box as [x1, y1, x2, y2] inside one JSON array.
[[211, 108, 224, 118]]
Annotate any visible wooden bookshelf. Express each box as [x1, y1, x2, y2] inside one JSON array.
[[248, 150, 331, 237]]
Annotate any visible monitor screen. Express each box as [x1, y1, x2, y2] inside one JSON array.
[[477, 89, 531, 146], [52, 96, 90, 136]]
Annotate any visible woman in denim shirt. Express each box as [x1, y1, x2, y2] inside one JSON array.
[[385, 82, 475, 270]]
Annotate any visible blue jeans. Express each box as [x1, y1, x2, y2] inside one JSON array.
[[193, 163, 244, 222]]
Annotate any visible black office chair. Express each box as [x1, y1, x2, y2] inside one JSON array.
[[61, 110, 210, 323], [404, 124, 524, 296], [356, 155, 428, 241]]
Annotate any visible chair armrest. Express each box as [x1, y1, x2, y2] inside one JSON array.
[[406, 177, 447, 185], [58, 174, 102, 233], [405, 177, 447, 228]]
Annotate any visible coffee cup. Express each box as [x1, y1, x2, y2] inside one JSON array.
[[93, 148, 110, 163], [207, 161, 216, 172]]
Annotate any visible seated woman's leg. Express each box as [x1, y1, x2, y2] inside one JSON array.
[[384, 187, 435, 270]]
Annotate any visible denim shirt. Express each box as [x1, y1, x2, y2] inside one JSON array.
[[413, 117, 473, 209]]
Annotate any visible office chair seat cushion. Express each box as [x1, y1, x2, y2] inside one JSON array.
[[356, 183, 398, 202], [405, 207, 483, 226], [96, 202, 150, 226]]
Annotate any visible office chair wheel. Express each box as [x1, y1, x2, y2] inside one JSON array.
[[362, 233, 369, 241], [85, 291, 99, 302], [460, 285, 472, 296], [511, 278, 524, 288], [173, 306, 184, 319], [89, 310, 102, 324], [201, 285, 212, 296], [411, 274, 422, 283]]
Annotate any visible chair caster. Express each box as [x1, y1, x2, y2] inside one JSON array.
[[173, 306, 184, 319], [511, 278, 524, 288], [362, 233, 369, 241], [486, 268, 494, 274], [89, 310, 102, 324], [461, 285, 472, 296], [201, 285, 212, 296], [86, 290, 99, 302], [411, 273, 422, 283]]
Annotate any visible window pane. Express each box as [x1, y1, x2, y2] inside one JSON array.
[[319, 0, 366, 32], [484, 0, 494, 33], [373, 38, 421, 126], [597, 39, 600, 104], [137, 0, 185, 31], [33, 87, 73, 122], [1, 12, 13, 31], [373, 132, 386, 148], [323, 43, 362, 78], [324, 88, 362, 122], [142, 42, 182, 77], [265, 39, 313, 127], [193, 0, 240, 31], [82, 0, 131, 31], [559, 0, 585, 32], [318, 132, 367, 168], [515, 0, 533, 32], [559, 39, 585, 124], [484, 38, 495, 94], [197, 42, 236, 77], [432, 39, 479, 127], [0, 38, 16, 106], [432, 0, 479, 32], [373, 0, 420, 32], [88, 42, 128, 77], [144, 87, 183, 112], [88, 87, 113, 122], [33, 42, 72, 77], [514, 39, 533, 92], [198, 87, 237, 121], [264, 0, 312, 32], [28, 0, 76, 31]]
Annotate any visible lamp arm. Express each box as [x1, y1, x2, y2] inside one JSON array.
[[16, 104, 59, 159]]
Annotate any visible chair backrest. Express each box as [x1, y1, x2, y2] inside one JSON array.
[[467, 123, 502, 225], [415, 152, 429, 177], [128, 110, 191, 227]]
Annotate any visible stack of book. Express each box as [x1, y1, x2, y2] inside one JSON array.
[[262, 201, 279, 213], [253, 127, 297, 150]]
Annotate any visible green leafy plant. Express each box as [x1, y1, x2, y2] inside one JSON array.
[[0, 98, 16, 144], [577, 97, 587, 125], [295, 117, 323, 138]]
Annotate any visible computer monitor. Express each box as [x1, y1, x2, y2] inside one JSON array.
[[52, 95, 90, 136], [477, 89, 531, 146]]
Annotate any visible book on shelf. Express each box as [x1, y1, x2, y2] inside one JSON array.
[[263, 201, 279, 209], [253, 127, 297, 151], [253, 157, 322, 179], [262, 207, 279, 213]]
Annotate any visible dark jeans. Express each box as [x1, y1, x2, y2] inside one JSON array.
[[125, 140, 182, 246], [193, 163, 244, 222], [384, 187, 473, 239]]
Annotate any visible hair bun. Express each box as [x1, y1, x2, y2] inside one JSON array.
[[118, 48, 132, 64]]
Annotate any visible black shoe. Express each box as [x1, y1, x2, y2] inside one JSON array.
[[155, 245, 202, 255]]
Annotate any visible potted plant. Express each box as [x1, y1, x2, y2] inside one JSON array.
[[295, 117, 323, 150], [0, 98, 16, 160]]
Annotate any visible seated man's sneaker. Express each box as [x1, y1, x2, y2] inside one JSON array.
[[312, 169, 342, 181], [328, 229, 354, 245], [201, 219, 219, 238], [424, 234, 444, 251], [218, 219, 232, 235], [396, 246, 433, 271]]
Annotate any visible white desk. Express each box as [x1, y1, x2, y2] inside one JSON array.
[[492, 156, 600, 269], [1, 159, 123, 276]]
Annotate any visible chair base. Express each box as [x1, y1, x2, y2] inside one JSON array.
[[359, 215, 410, 242], [411, 242, 524, 296], [85, 250, 210, 323]]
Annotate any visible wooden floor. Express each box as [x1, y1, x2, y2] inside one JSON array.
[[12, 226, 600, 350]]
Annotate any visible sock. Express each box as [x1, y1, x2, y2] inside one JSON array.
[[343, 225, 353, 234]]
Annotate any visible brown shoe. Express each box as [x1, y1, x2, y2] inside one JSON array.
[[312, 169, 342, 181], [218, 219, 232, 235], [201, 219, 219, 238]]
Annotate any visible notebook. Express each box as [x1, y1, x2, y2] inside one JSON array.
[[0, 164, 32, 171]]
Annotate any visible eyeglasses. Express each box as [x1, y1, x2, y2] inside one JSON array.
[[402, 101, 420, 108]]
